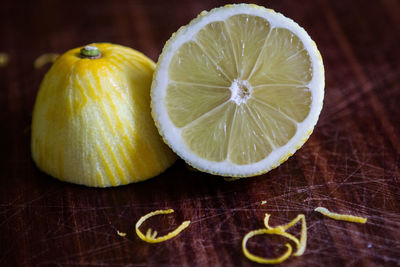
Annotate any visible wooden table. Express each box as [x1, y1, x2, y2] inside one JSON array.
[[1, 0, 400, 266]]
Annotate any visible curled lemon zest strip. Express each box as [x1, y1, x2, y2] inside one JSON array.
[[34, 53, 59, 69], [242, 228, 293, 264], [117, 230, 127, 237], [264, 213, 307, 256], [135, 209, 191, 243], [263, 213, 272, 229], [0, 53, 9, 67], [261, 201, 267, 205], [315, 207, 367, 223]]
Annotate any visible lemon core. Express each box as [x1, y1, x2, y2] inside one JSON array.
[[230, 79, 252, 105]]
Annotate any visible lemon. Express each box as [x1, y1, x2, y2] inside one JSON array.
[[31, 43, 176, 187], [151, 4, 324, 177], [0, 53, 9, 67]]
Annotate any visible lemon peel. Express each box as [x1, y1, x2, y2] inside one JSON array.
[[117, 230, 127, 237], [264, 213, 307, 256], [31, 43, 176, 187], [242, 228, 294, 264], [261, 201, 267, 205], [314, 207, 367, 224], [0, 53, 9, 67], [135, 209, 191, 243], [33, 53, 59, 69]]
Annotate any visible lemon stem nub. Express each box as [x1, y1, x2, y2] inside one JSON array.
[[80, 45, 100, 59]]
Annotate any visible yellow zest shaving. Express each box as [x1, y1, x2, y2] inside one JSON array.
[[135, 209, 191, 243], [117, 230, 127, 237], [34, 53, 59, 69], [242, 228, 294, 264], [264, 213, 307, 256], [0, 53, 9, 67], [261, 201, 267, 205], [314, 207, 367, 223]]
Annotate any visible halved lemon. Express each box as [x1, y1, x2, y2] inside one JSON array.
[[151, 4, 324, 177]]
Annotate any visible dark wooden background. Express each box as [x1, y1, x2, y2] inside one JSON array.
[[1, 0, 400, 266]]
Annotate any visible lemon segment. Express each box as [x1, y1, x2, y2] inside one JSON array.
[[152, 4, 324, 177], [225, 15, 271, 79], [169, 41, 231, 86], [182, 102, 235, 162], [166, 82, 230, 128], [249, 28, 312, 85], [195, 21, 238, 79], [252, 85, 311, 123], [227, 104, 274, 164]]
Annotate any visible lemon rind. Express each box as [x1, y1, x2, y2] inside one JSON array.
[[135, 209, 191, 243], [242, 228, 294, 264], [315, 207, 367, 224], [32, 43, 177, 187]]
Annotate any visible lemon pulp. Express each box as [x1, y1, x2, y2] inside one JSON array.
[[165, 14, 312, 165]]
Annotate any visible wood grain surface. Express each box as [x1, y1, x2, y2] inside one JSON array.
[[1, 0, 400, 266]]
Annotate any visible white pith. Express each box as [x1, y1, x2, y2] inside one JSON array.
[[151, 4, 324, 177], [230, 79, 252, 105]]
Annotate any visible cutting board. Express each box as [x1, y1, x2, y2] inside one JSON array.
[[1, 0, 400, 266]]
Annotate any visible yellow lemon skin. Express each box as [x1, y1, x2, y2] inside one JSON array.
[[31, 43, 176, 187]]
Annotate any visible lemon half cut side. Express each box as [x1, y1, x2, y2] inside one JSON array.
[[151, 4, 324, 177]]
